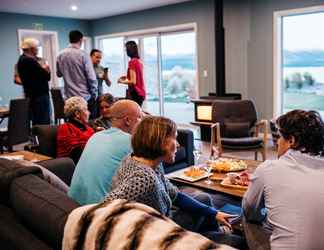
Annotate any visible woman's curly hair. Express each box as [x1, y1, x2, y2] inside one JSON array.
[[276, 110, 324, 156]]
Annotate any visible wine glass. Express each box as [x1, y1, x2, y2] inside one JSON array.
[[210, 144, 220, 160], [204, 162, 212, 185], [29, 135, 39, 153], [193, 144, 202, 166]]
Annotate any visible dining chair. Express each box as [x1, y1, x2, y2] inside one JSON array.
[[210, 100, 268, 161], [50, 88, 65, 124], [0, 98, 31, 153]]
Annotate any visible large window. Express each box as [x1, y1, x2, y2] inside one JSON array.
[[98, 37, 127, 97], [274, 7, 324, 117], [95, 26, 198, 124], [161, 32, 197, 124]]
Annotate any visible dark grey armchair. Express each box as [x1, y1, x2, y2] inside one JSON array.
[[0, 98, 30, 153], [32, 125, 194, 173], [210, 100, 268, 161]]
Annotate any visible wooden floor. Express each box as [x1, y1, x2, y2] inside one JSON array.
[[195, 139, 277, 162], [178, 123, 278, 162]]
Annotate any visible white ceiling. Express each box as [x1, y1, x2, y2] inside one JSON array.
[[0, 0, 192, 20]]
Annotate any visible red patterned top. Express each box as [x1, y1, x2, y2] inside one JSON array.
[[57, 119, 94, 163]]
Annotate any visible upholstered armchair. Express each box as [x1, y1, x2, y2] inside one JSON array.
[[0, 98, 30, 153], [210, 100, 268, 161]]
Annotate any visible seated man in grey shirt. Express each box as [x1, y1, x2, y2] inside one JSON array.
[[56, 30, 97, 118], [243, 110, 324, 250]]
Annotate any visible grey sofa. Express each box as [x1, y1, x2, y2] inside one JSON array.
[[32, 125, 194, 173], [0, 157, 79, 250]]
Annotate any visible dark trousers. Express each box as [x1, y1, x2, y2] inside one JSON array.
[[173, 188, 246, 249], [30, 94, 50, 125], [87, 97, 97, 120], [126, 89, 144, 107]]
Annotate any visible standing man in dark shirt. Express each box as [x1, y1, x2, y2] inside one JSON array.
[[90, 49, 111, 97], [17, 38, 51, 125]]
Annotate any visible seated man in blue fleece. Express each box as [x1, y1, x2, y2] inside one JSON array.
[[68, 100, 142, 205]]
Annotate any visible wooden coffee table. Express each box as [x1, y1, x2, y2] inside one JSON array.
[[167, 158, 260, 198], [0, 150, 52, 162]]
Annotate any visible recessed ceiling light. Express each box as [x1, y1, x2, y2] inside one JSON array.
[[71, 5, 78, 11]]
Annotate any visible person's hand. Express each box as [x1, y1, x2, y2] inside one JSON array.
[[118, 76, 127, 83], [42, 64, 50, 72], [215, 211, 235, 230], [95, 126, 105, 132]]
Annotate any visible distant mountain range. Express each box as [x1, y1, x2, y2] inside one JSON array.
[[108, 50, 324, 69], [105, 54, 195, 71], [284, 50, 324, 67]]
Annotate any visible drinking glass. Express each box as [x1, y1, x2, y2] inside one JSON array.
[[210, 144, 220, 160], [204, 163, 212, 185], [193, 144, 202, 166], [29, 135, 39, 152]]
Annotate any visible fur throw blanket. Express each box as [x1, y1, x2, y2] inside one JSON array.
[[63, 199, 235, 250]]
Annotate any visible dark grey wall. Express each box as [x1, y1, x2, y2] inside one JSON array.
[[0, 12, 90, 105], [224, 0, 324, 119], [224, 1, 250, 100], [91, 0, 215, 96]]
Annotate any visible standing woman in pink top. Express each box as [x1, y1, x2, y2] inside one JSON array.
[[118, 41, 146, 107]]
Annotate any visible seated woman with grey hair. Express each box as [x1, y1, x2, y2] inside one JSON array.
[[57, 96, 95, 164]]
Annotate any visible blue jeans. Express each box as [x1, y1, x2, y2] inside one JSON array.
[[171, 189, 245, 249]]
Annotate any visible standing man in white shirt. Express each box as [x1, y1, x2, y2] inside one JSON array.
[[56, 30, 98, 118]]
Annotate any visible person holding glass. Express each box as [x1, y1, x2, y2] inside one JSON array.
[[104, 116, 243, 248], [90, 49, 111, 97], [17, 38, 51, 125], [118, 41, 146, 107]]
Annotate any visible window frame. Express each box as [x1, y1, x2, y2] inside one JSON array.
[[94, 23, 199, 121], [273, 5, 324, 117]]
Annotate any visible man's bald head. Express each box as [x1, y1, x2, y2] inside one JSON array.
[[109, 100, 142, 133]]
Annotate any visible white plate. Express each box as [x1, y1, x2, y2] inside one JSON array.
[[169, 167, 210, 182]]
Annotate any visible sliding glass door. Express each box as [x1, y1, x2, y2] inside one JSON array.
[[274, 7, 324, 117], [99, 37, 127, 97], [161, 32, 197, 123], [142, 36, 160, 115], [282, 12, 324, 116], [97, 29, 197, 124]]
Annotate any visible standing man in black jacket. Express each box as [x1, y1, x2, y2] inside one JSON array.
[[17, 38, 51, 125]]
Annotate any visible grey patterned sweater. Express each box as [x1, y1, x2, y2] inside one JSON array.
[[104, 154, 178, 216]]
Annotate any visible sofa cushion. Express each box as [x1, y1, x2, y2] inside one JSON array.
[[0, 204, 51, 250], [224, 122, 250, 138], [222, 137, 263, 149], [10, 174, 79, 249], [0, 159, 41, 206], [16, 160, 69, 193], [38, 157, 75, 186]]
